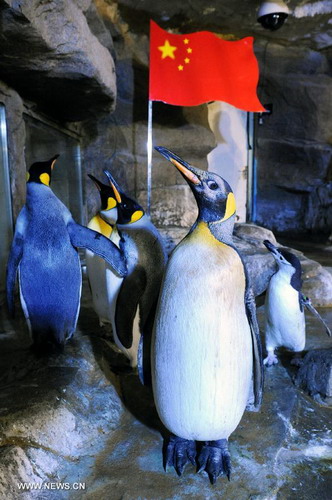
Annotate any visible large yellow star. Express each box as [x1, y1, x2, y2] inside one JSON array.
[[158, 40, 177, 59]]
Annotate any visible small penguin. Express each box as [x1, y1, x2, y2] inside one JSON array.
[[152, 147, 263, 484], [6, 156, 126, 352], [86, 174, 120, 327], [263, 240, 331, 366], [102, 170, 168, 370]]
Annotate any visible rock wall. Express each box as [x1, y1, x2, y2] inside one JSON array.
[[0, 0, 116, 122], [87, 3, 332, 240], [255, 42, 332, 236]]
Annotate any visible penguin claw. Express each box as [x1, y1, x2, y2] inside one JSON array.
[[164, 435, 196, 476], [197, 440, 231, 484], [263, 353, 278, 366]]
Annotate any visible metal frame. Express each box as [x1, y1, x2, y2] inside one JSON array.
[[247, 111, 257, 222], [0, 104, 13, 231]]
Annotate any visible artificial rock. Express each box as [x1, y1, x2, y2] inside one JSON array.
[[295, 348, 332, 403], [0, 0, 116, 121]]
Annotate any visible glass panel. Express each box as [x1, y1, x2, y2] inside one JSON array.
[[24, 115, 83, 224], [0, 104, 13, 296]]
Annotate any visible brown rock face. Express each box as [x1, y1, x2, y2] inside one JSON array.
[[0, 0, 117, 121]]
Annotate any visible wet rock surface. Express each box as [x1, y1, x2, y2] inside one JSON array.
[[0, 277, 332, 499]]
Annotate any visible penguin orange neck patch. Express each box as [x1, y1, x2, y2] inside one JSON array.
[[89, 215, 113, 238], [106, 197, 117, 210], [130, 210, 144, 223], [39, 173, 50, 186], [220, 193, 236, 222]]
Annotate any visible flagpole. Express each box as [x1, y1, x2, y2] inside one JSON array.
[[147, 99, 153, 216]]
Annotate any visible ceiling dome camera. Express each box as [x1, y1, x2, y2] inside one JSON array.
[[257, 1, 289, 31]]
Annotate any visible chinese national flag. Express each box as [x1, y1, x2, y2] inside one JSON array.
[[149, 20, 265, 112]]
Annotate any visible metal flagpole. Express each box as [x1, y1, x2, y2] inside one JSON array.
[[147, 100, 153, 217]]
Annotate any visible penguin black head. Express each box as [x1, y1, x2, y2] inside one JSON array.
[[26, 155, 59, 186], [88, 174, 118, 223], [155, 146, 236, 224], [264, 240, 302, 290], [103, 170, 145, 225]]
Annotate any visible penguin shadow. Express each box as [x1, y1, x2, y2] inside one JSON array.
[[78, 299, 167, 436], [272, 348, 304, 382]]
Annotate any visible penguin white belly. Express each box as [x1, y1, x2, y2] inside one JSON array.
[[152, 229, 252, 441], [86, 250, 110, 324], [265, 274, 305, 352], [86, 219, 122, 326]]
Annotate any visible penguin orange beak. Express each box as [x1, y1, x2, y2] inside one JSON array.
[[103, 170, 122, 203], [155, 146, 201, 185]]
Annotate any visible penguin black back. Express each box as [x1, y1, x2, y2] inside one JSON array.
[[279, 249, 302, 291]]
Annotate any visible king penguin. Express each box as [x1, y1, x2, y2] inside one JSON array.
[[151, 147, 263, 484], [6, 156, 126, 352], [102, 170, 168, 370], [86, 174, 119, 327], [263, 240, 331, 366]]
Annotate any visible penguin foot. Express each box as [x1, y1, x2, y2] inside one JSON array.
[[263, 352, 278, 366], [197, 439, 231, 484], [164, 435, 196, 476]]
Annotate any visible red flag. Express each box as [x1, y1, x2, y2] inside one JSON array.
[[149, 20, 265, 112]]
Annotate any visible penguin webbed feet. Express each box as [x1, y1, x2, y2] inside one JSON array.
[[197, 439, 231, 484], [164, 435, 196, 476], [263, 351, 278, 367]]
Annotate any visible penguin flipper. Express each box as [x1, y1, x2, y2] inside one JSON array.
[[6, 235, 24, 317], [245, 286, 264, 411], [6, 207, 28, 317], [67, 221, 127, 277], [115, 266, 147, 349], [300, 293, 332, 337], [137, 297, 159, 386]]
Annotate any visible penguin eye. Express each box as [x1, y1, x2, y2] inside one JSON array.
[[207, 181, 218, 190]]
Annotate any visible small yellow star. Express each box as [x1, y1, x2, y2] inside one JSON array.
[[183, 38, 189, 44], [184, 57, 190, 64], [158, 40, 177, 59], [178, 65, 184, 71], [187, 47, 192, 54]]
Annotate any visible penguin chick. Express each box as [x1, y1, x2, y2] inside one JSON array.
[[86, 174, 120, 327], [152, 146, 263, 484], [6, 157, 126, 353], [263, 240, 331, 367], [100, 170, 168, 370]]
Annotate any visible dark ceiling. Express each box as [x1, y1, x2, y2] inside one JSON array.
[[113, 0, 332, 51]]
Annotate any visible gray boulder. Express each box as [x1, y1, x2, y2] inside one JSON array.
[[0, 0, 116, 121], [295, 348, 332, 403]]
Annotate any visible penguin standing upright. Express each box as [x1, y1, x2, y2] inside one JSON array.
[[263, 240, 331, 366], [102, 170, 168, 369], [6, 156, 126, 352], [152, 147, 263, 484], [86, 174, 120, 326]]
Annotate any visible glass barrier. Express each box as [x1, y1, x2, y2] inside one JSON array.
[[0, 104, 13, 296], [24, 114, 83, 224]]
